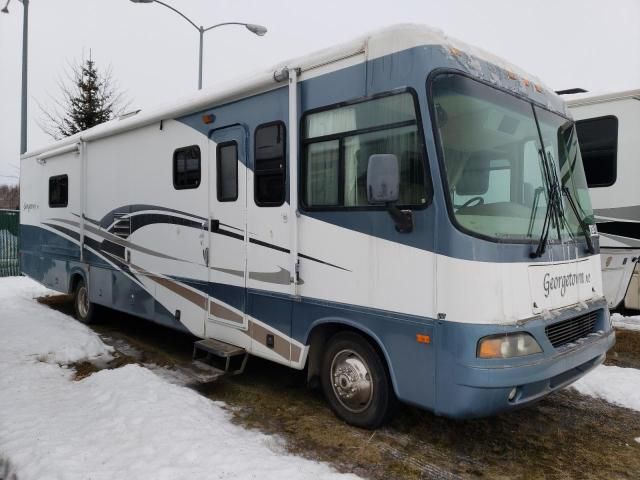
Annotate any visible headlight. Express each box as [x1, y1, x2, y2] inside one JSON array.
[[477, 332, 542, 359]]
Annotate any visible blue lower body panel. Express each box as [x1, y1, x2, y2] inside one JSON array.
[[433, 300, 614, 418]]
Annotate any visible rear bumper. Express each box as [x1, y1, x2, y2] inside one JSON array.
[[433, 298, 615, 418]]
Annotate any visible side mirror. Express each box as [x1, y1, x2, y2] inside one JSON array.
[[367, 154, 399, 204], [366, 153, 413, 233]]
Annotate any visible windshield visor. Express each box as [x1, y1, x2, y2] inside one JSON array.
[[432, 73, 589, 242]]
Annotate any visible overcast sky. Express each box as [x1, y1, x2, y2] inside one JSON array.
[[1, 0, 639, 185]]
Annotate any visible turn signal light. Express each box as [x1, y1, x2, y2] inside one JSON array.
[[477, 332, 542, 359], [416, 334, 431, 344], [478, 338, 502, 358]]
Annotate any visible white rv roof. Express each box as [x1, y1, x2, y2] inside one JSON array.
[[23, 23, 552, 160], [564, 89, 640, 107]]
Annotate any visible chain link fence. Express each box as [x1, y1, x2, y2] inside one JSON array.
[[0, 209, 20, 277]]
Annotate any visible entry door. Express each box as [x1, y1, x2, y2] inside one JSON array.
[[207, 125, 248, 333]]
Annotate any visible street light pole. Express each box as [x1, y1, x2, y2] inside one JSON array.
[[129, 0, 267, 90], [2, 0, 29, 154], [20, 0, 28, 154], [198, 26, 203, 90]]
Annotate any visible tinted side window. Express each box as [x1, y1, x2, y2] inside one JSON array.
[[49, 175, 68, 208], [575, 116, 618, 188], [173, 145, 201, 190], [217, 142, 238, 202], [254, 122, 286, 206], [301, 92, 427, 209]]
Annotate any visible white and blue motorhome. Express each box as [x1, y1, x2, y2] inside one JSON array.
[[20, 25, 614, 428]]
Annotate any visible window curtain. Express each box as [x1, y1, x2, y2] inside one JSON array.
[[305, 141, 339, 206]]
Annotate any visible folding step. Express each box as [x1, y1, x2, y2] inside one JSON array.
[[192, 339, 248, 376], [189, 360, 226, 383]]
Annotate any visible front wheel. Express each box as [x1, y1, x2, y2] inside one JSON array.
[[321, 331, 395, 429], [73, 278, 96, 324]]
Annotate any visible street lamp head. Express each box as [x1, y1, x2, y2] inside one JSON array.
[[129, 0, 154, 3], [1, 0, 10, 14], [245, 23, 267, 36]]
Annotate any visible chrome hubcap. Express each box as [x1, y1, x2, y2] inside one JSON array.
[[77, 286, 89, 319], [330, 349, 373, 413]]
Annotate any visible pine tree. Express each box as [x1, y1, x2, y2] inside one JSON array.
[[39, 53, 129, 139]]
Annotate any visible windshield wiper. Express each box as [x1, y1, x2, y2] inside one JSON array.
[[562, 185, 596, 254], [531, 183, 562, 258], [526, 186, 544, 238], [530, 149, 562, 258]]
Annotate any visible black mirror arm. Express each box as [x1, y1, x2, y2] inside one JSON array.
[[386, 203, 413, 233]]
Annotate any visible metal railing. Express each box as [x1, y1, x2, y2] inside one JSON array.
[[0, 209, 20, 277]]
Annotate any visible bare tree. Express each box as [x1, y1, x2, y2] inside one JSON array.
[[38, 52, 130, 140], [0, 184, 19, 210]]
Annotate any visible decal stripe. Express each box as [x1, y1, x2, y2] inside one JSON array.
[[215, 228, 245, 242], [126, 213, 204, 237], [209, 302, 244, 324], [62, 209, 351, 272], [249, 237, 290, 254], [249, 320, 292, 360], [299, 253, 351, 272], [42, 223, 80, 242]]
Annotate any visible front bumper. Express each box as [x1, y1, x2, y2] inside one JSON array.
[[433, 298, 615, 418]]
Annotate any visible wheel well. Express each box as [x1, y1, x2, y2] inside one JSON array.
[[68, 272, 85, 295], [305, 323, 390, 388]]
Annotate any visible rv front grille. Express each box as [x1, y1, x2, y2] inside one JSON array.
[[545, 311, 598, 348]]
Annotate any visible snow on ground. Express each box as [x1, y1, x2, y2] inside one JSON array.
[[0, 277, 358, 480], [611, 312, 640, 332], [573, 364, 640, 412], [572, 313, 640, 412]]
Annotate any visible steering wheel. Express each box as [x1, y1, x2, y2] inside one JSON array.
[[459, 196, 484, 209]]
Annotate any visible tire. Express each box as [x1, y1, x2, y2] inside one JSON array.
[[73, 278, 96, 324], [321, 331, 395, 429]]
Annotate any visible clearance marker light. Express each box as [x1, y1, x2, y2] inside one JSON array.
[[202, 114, 215, 125], [416, 334, 431, 344]]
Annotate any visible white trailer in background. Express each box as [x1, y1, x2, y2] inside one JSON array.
[[566, 90, 640, 310]]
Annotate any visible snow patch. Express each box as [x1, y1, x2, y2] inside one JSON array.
[[611, 313, 640, 332], [572, 364, 640, 412], [0, 277, 359, 480]]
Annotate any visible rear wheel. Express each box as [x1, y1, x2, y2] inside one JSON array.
[[321, 331, 394, 429], [73, 278, 96, 324]]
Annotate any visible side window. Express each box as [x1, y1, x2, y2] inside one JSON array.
[[173, 145, 201, 190], [575, 116, 618, 188], [254, 122, 286, 206], [302, 92, 428, 209], [49, 175, 68, 208], [217, 142, 238, 202]]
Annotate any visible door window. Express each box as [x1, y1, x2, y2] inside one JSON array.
[[217, 142, 238, 202]]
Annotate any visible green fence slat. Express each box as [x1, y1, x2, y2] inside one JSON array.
[[0, 209, 20, 277]]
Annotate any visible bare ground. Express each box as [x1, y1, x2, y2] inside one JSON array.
[[38, 295, 640, 479]]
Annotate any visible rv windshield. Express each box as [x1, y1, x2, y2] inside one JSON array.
[[431, 73, 593, 242]]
